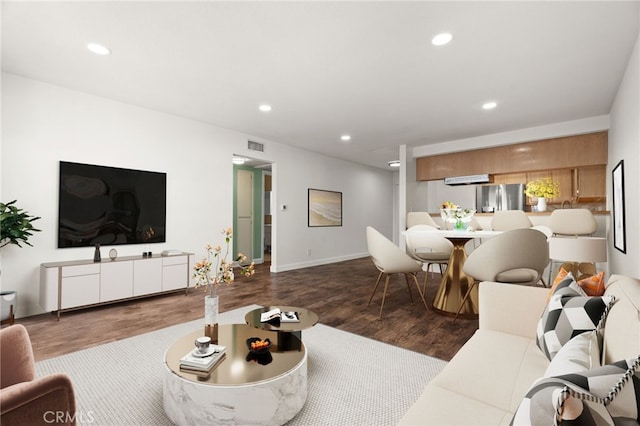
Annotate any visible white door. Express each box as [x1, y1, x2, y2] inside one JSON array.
[[236, 169, 253, 262]]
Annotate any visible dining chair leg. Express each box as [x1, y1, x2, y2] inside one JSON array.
[[378, 274, 391, 319], [404, 273, 415, 303], [367, 271, 384, 305], [422, 269, 429, 295], [454, 280, 478, 320], [412, 273, 431, 312]]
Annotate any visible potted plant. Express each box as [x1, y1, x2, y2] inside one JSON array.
[[0, 200, 41, 323], [0, 200, 41, 248]]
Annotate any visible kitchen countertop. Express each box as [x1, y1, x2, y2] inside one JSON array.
[[474, 210, 610, 216]]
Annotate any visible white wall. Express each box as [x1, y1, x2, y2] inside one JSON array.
[[1, 73, 394, 317], [608, 33, 639, 278]]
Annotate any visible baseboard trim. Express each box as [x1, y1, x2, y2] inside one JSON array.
[[272, 252, 369, 273]]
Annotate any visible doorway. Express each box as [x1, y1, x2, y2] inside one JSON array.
[[233, 156, 273, 268]]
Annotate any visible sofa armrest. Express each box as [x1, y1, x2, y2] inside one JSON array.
[[479, 281, 549, 339], [0, 373, 77, 426]]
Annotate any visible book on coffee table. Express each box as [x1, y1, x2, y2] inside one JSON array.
[[179, 345, 226, 372], [260, 308, 300, 323]]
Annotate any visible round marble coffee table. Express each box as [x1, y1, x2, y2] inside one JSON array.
[[163, 323, 306, 425]]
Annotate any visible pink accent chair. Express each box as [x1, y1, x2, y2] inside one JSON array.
[[0, 324, 76, 425]]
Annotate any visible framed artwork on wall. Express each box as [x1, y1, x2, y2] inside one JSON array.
[[308, 189, 342, 227], [612, 160, 626, 253]]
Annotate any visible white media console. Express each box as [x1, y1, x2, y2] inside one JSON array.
[[40, 252, 194, 319]]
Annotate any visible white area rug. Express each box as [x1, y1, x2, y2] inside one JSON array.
[[36, 305, 447, 425]]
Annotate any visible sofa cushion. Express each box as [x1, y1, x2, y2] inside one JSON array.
[[430, 329, 549, 414], [543, 330, 600, 377], [602, 275, 640, 364], [536, 276, 616, 361], [512, 356, 640, 425]]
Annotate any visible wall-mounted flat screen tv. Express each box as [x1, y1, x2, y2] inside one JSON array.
[[58, 161, 167, 248]]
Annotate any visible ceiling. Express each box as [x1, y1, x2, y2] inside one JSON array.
[[2, 1, 639, 170]]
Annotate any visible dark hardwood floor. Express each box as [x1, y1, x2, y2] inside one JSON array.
[[17, 257, 479, 362]]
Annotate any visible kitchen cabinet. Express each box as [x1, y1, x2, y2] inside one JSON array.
[[492, 173, 526, 185], [575, 166, 606, 201], [416, 131, 607, 181]]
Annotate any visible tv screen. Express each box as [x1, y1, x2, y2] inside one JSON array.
[[58, 161, 167, 248]]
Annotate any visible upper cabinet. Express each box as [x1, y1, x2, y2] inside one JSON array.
[[575, 166, 606, 202], [416, 132, 607, 182]]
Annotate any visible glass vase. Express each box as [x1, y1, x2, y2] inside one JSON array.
[[454, 219, 466, 231], [204, 294, 219, 343]]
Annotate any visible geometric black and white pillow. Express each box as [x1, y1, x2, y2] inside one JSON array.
[[511, 355, 640, 426], [554, 356, 640, 421], [536, 276, 616, 361]]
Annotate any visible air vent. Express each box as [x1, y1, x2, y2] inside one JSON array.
[[248, 140, 264, 152], [444, 174, 491, 185]]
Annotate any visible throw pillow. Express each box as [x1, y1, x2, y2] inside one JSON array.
[[510, 378, 613, 426], [548, 268, 606, 300], [577, 271, 606, 296], [543, 330, 600, 377], [536, 276, 615, 361], [554, 356, 640, 421], [512, 355, 640, 425]]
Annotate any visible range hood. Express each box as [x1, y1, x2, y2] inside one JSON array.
[[444, 174, 491, 185]]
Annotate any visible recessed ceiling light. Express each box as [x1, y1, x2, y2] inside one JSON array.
[[388, 160, 401, 168], [431, 33, 453, 46], [232, 157, 247, 165], [340, 134, 351, 142], [87, 43, 111, 56], [482, 101, 498, 110], [258, 104, 272, 112]]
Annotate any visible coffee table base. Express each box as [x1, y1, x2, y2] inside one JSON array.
[[163, 355, 307, 425]]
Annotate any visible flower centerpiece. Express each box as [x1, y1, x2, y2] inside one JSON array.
[[439, 201, 475, 231], [524, 177, 560, 212], [193, 227, 255, 341]]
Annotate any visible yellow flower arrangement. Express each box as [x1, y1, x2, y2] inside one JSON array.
[[439, 201, 458, 210], [193, 227, 255, 296], [524, 177, 560, 200]]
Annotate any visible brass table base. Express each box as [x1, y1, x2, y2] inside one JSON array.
[[432, 237, 478, 318]]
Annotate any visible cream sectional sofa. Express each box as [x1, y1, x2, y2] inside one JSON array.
[[399, 274, 640, 425]]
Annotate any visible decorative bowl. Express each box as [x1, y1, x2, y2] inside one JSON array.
[[246, 337, 272, 354]]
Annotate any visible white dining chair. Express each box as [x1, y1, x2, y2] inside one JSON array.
[[547, 209, 604, 282], [406, 212, 441, 229], [456, 228, 549, 318], [491, 210, 533, 231], [366, 226, 430, 319], [405, 225, 453, 293]]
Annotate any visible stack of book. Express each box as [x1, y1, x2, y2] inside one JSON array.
[[260, 308, 300, 323], [179, 344, 226, 372]]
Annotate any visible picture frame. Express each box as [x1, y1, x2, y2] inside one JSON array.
[[612, 160, 626, 253], [308, 188, 342, 227]]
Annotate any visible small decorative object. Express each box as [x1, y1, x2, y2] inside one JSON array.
[[440, 202, 475, 231], [109, 248, 118, 261], [93, 243, 101, 262], [525, 177, 560, 212], [193, 227, 256, 343], [246, 337, 272, 354]]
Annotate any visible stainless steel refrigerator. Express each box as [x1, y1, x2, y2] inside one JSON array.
[[476, 184, 526, 212]]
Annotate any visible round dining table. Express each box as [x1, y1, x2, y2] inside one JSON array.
[[411, 229, 501, 318]]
